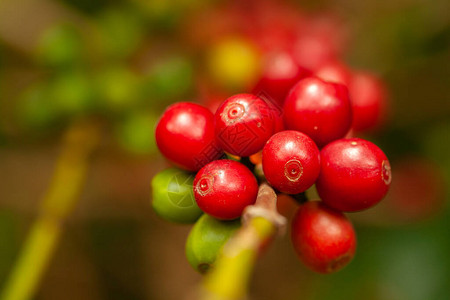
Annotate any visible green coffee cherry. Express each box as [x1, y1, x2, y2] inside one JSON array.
[[50, 71, 94, 116], [18, 84, 60, 131], [96, 66, 139, 113], [152, 168, 202, 224], [142, 56, 194, 102], [115, 111, 158, 155], [36, 24, 83, 68], [97, 8, 144, 59], [185, 214, 240, 273]]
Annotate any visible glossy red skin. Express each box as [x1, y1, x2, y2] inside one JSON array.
[[283, 77, 352, 147], [252, 51, 311, 106], [215, 93, 279, 156], [155, 102, 223, 171], [258, 92, 285, 133], [262, 131, 320, 194], [349, 72, 388, 133], [316, 138, 391, 212], [314, 60, 352, 86], [291, 201, 356, 273], [193, 159, 258, 220]]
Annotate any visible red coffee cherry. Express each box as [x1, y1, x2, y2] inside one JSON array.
[[291, 201, 356, 273], [316, 138, 391, 212], [349, 71, 388, 133], [262, 131, 320, 194], [291, 33, 339, 71], [193, 159, 258, 220], [283, 77, 352, 147], [384, 156, 445, 222], [314, 60, 352, 86], [215, 93, 279, 157], [155, 102, 223, 171], [252, 51, 311, 106]]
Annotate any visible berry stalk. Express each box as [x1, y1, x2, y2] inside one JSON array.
[[1, 119, 101, 300], [197, 183, 286, 300]]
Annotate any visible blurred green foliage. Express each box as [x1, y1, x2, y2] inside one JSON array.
[[0, 211, 19, 285], [87, 219, 146, 300]]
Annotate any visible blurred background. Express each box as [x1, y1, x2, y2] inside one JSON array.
[[0, 0, 449, 299]]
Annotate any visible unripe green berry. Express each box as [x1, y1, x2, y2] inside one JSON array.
[[36, 24, 83, 68], [142, 56, 194, 102], [50, 71, 94, 116], [151, 168, 202, 224], [115, 111, 158, 155], [18, 84, 61, 132], [97, 8, 144, 59], [185, 214, 240, 273], [96, 66, 139, 113]]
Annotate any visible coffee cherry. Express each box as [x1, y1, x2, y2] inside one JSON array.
[[97, 7, 144, 59], [143, 56, 194, 102], [291, 201, 356, 273], [291, 33, 338, 71], [262, 131, 320, 194], [115, 110, 158, 155], [36, 24, 83, 68], [186, 214, 240, 273], [316, 138, 391, 212], [314, 60, 351, 86], [252, 51, 311, 106], [96, 65, 139, 113], [155, 102, 223, 171], [50, 71, 94, 116], [152, 168, 203, 224], [283, 77, 352, 147], [207, 37, 261, 90], [18, 83, 60, 131], [276, 193, 299, 219], [193, 159, 258, 220], [215, 94, 279, 157], [349, 71, 388, 133], [384, 157, 444, 222]]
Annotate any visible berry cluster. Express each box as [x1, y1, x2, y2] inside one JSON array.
[[152, 3, 392, 275], [153, 82, 391, 274]]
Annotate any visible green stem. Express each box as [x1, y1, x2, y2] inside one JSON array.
[[198, 183, 285, 300], [1, 120, 101, 300]]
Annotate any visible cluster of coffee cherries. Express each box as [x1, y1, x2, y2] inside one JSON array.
[[152, 65, 391, 274]]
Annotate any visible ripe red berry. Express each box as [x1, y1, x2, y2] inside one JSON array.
[[283, 77, 352, 147], [262, 131, 320, 194], [316, 138, 392, 212], [193, 159, 258, 220], [349, 71, 388, 133], [252, 51, 311, 106], [215, 93, 279, 157], [155, 102, 223, 171], [384, 157, 445, 222], [291, 33, 338, 71], [314, 60, 352, 86], [291, 201, 356, 273]]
